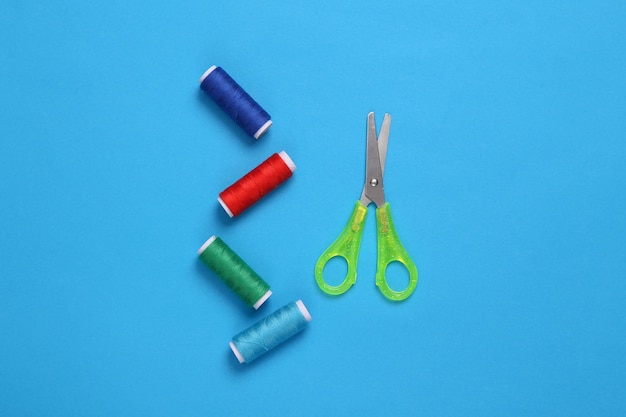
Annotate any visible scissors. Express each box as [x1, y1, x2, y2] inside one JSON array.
[[315, 112, 418, 301]]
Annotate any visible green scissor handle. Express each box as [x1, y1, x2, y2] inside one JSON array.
[[315, 202, 368, 295], [315, 201, 419, 300], [375, 202, 418, 301]]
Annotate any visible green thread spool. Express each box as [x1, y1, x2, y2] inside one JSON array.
[[198, 236, 272, 309]]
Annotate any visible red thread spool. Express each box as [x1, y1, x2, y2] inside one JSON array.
[[218, 151, 296, 217]]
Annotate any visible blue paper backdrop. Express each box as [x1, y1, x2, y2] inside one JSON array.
[[1, 1, 625, 416]]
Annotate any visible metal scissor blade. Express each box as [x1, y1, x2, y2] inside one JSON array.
[[368, 112, 391, 177], [378, 113, 391, 176], [360, 112, 386, 207]]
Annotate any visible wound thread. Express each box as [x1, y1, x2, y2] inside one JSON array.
[[229, 300, 312, 363], [218, 151, 296, 217], [199, 66, 272, 139], [197, 236, 271, 309]]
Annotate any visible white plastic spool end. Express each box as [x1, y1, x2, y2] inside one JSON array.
[[253, 290, 272, 310], [278, 151, 297, 173], [229, 341, 245, 364], [217, 197, 234, 218], [253, 120, 273, 139], [197, 235, 217, 255], [295, 300, 312, 322], [199, 65, 217, 84]]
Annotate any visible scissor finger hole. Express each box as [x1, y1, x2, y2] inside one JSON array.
[[384, 261, 411, 292], [321, 256, 349, 287]]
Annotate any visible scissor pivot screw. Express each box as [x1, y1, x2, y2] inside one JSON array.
[[370, 178, 379, 187]]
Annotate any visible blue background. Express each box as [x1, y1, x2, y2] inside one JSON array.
[[1, 1, 625, 416]]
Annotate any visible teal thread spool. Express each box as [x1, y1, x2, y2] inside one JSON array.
[[198, 236, 272, 309], [229, 300, 312, 363]]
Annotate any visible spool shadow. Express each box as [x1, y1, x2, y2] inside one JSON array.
[[214, 203, 235, 226], [196, 89, 269, 147]]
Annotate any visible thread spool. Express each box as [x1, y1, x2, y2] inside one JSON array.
[[218, 151, 296, 217], [229, 300, 312, 363], [199, 66, 272, 139], [197, 236, 272, 309]]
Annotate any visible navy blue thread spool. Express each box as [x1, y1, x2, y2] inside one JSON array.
[[199, 66, 272, 139]]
